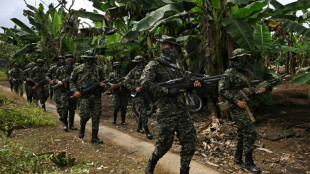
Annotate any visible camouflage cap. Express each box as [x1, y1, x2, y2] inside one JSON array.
[[132, 55, 144, 63], [36, 59, 44, 63], [157, 35, 179, 45], [231, 48, 251, 60], [64, 53, 74, 59], [81, 50, 96, 59], [113, 62, 121, 67]]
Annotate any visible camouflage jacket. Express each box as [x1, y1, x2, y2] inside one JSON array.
[[10, 68, 23, 80], [70, 64, 104, 92], [218, 68, 254, 105], [124, 67, 143, 93], [46, 65, 59, 82], [140, 56, 187, 114], [30, 66, 48, 83], [55, 65, 73, 92], [106, 71, 126, 94]]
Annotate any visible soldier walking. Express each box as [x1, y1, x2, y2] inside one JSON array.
[[31, 59, 49, 111], [55, 54, 77, 132], [124, 55, 153, 139], [70, 51, 105, 144], [106, 62, 128, 125], [10, 63, 24, 96], [141, 36, 201, 174], [23, 62, 36, 103], [218, 48, 266, 174]]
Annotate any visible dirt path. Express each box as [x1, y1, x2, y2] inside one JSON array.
[[0, 84, 219, 174]]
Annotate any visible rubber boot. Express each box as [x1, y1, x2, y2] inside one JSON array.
[[78, 125, 85, 139], [121, 113, 127, 125], [69, 111, 77, 130], [145, 157, 157, 174], [91, 129, 103, 144], [242, 152, 261, 174], [180, 167, 190, 174], [137, 121, 144, 133], [42, 103, 46, 111], [112, 113, 117, 124], [144, 126, 153, 139], [234, 149, 244, 165]]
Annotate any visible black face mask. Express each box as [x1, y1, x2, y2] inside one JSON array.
[[161, 47, 178, 64], [136, 63, 144, 71], [66, 61, 73, 69], [232, 58, 253, 77], [57, 61, 64, 67], [86, 58, 96, 66]]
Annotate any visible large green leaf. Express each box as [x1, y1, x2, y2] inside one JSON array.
[[74, 9, 105, 21], [253, 24, 272, 50], [280, 46, 301, 54], [52, 12, 62, 36], [275, 18, 310, 39], [222, 18, 254, 51], [292, 72, 310, 85], [227, 0, 256, 6], [297, 66, 310, 73], [231, 0, 267, 18], [10, 18, 35, 35], [274, 0, 310, 16], [12, 43, 36, 58], [269, 0, 284, 11]]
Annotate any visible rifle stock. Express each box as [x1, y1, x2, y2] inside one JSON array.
[[32, 78, 47, 91], [51, 77, 70, 89], [70, 80, 111, 100]]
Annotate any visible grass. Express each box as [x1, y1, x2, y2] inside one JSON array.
[[0, 72, 8, 81]]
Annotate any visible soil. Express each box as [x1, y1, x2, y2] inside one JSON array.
[[1, 73, 310, 174]]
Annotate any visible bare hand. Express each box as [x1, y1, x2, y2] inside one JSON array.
[[26, 78, 31, 82], [57, 81, 62, 85], [193, 80, 201, 87], [13, 79, 16, 82], [110, 84, 117, 90], [136, 86, 141, 93], [237, 100, 247, 109], [257, 87, 266, 94], [74, 91, 82, 98], [49, 80, 54, 85], [100, 82, 106, 87]]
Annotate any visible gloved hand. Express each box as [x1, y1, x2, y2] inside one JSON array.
[[168, 88, 179, 97]]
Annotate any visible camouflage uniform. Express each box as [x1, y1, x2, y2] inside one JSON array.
[[31, 59, 49, 110], [106, 62, 129, 125], [141, 36, 197, 174], [55, 54, 77, 131], [124, 56, 153, 139], [218, 48, 261, 173], [23, 63, 36, 103], [10, 64, 24, 96], [70, 51, 104, 144]]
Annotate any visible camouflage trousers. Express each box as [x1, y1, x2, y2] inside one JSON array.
[[112, 92, 128, 116], [79, 94, 102, 131], [229, 105, 257, 154], [53, 89, 62, 115], [13, 81, 23, 96], [25, 83, 35, 103], [151, 110, 197, 168], [134, 95, 148, 126], [33, 85, 49, 106], [59, 90, 77, 125]]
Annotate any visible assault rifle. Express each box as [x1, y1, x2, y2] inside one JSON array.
[[32, 78, 48, 90], [70, 80, 111, 100], [51, 77, 70, 89], [217, 74, 287, 122]]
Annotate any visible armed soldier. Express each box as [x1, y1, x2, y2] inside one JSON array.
[[106, 62, 128, 125], [141, 35, 201, 174], [47, 56, 65, 119], [218, 48, 266, 174], [23, 62, 36, 103], [10, 63, 24, 96], [70, 51, 105, 144], [31, 59, 49, 111], [124, 55, 153, 139], [55, 54, 77, 132]]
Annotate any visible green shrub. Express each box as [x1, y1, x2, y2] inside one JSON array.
[[0, 72, 8, 81]]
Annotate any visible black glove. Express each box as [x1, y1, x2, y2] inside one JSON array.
[[168, 88, 179, 97]]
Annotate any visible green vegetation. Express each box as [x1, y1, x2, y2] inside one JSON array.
[[0, 72, 7, 81]]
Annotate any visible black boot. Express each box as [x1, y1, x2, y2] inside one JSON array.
[[78, 125, 85, 139], [145, 157, 157, 174], [137, 121, 144, 133], [144, 126, 153, 139], [180, 167, 190, 174], [91, 129, 103, 144], [121, 114, 127, 125], [243, 152, 261, 174], [69, 124, 77, 130], [112, 113, 117, 124], [234, 149, 244, 165], [63, 123, 68, 132], [69, 111, 77, 130]]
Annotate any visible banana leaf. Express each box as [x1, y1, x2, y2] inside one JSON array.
[[274, 0, 310, 17], [296, 66, 310, 73], [253, 24, 272, 50], [12, 43, 36, 58], [74, 10, 105, 21], [231, 0, 267, 19], [222, 18, 254, 51], [292, 72, 310, 85], [10, 18, 35, 35], [275, 18, 310, 39], [280, 46, 301, 54]]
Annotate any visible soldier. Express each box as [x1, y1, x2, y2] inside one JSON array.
[[218, 48, 266, 174], [70, 51, 105, 144], [10, 63, 24, 96], [124, 55, 153, 139], [23, 62, 36, 103], [141, 35, 201, 174], [31, 59, 49, 111], [47, 56, 65, 119], [106, 62, 128, 125], [55, 54, 78, 132]]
